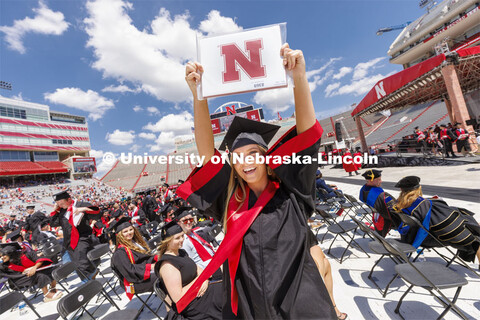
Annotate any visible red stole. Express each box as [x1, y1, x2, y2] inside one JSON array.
[[176, 180, 279, 315], [186, 233, 213, 262], [67, 204, 80, 250], [117, 245, 136, 300]]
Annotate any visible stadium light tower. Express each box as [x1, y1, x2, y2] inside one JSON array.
[[0, 81, 12, 90]]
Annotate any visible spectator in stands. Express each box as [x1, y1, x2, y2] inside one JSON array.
[[178, 45, 337, 319], [359, 170, 398, 237], [439, 124, 458, 158], [174, 207, 215, 270], [454, 122, 475, 157], [393, 176, 480, 264], [155, 221, 222, 319], [111, 217, 158, 300], [0, 243, 63, 302]]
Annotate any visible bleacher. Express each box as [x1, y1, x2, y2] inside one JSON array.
[[357, 100, 448, 148], [0, 161, 68, 175]]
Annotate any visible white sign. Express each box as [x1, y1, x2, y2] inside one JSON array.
[[197, 24, 288, 99]]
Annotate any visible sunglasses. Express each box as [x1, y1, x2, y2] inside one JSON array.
[[180, 218, 194, 224]]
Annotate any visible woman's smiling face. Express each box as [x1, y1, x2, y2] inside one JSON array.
[[232, 144, 268, 186]]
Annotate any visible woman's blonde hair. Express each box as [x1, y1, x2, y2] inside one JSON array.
[[395, 186, 423, 210], [115, 225, 150, 255], [222, 145, 279, 231], [156, 233, 184, 260]]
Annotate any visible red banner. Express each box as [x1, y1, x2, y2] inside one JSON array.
[[245, 110, 261, 122]]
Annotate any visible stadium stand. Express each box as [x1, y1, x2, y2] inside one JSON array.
[[353, 100, 448, 148], [0, 161, 68, 175]]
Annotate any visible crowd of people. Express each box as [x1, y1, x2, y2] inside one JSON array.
[[1, 45, 479, 320]]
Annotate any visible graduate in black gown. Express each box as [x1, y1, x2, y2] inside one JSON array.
[[359, 169, 399, 237], [155, 221, 223, 320], [0, 243, 63, 302], [393, 176, 480, 264], [111, 217, 158, 300], [49, 191, 100, 280], [176, 44, 336, 319]]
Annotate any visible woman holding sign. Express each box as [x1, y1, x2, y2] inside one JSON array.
[[177, 43, 339, 319]]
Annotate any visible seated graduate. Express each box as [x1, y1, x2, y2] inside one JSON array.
[[174, 207, 215, 270], [393, 176, 480, 264], [0, 242, 63, 302], [315, 169, 338, 201], [155, 221, 222, 320], [359, 169, 398, 237], [111, 217, 158, 300]]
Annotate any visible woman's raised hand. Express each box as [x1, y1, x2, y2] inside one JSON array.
[[185, 62, 204, 97], [280, 43, 306, 79]]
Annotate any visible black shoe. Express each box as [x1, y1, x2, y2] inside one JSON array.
[[446, 155, 450, 158], [452, 155, 458, 158]]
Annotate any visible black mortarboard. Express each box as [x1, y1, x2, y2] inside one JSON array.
[[6, 229, 22, 241], [174, 206, 194, 222], [177, 179, 184, 184], [439, 124, 446, 128], [219, 117, 280, 151], [414, 126, 419, 130], [395, 176, 421, 191], [53, 191, 70, 201], [163, 183, 169, 188], [26, 205, 35, 210], [0, 242, 22, 255], [9, 214, 16, 218], [112, 217, 132, 234], [362, 169, 382, 181], [454, 122, 461, 126], [162, 221, 183, 238]]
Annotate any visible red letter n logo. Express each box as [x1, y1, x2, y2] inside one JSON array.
[[221, 39, 266, 83]]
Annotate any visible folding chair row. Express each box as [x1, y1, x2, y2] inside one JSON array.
[[0, 290, 42, 318], [315, 209, 370, 263], [351, 217, 417, 297], [110, 263, 163, 319], [393, 211, 480, 278]]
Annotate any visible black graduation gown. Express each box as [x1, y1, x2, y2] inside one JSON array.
[[50, 201, 100, 278], [0, 251, 53, 289], [155, 249, 222, 320], [398, 197, 480, 262], [178, 121, 336, 319], [359, 185, 399, 237], [112, 246, 158, 294]]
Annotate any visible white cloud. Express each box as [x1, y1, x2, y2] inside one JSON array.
[[328, 72, 396, 97], [253, 59, 340, 114], [325, 82, 341, 97], [84, 0, 241, 103], [89, 149, 104, 158], [198, 10, 242, 36], [147, 106, 160, 114], [11, 92, 25, 101], [333, 67, 352, 80], [133, 105, 143, 112], [138, 132, 156, 140], [143, 111, 193, 133], [44, 87, 114, 121], [0, 0, 69, 54], [253, 87, 294, 113], [149, 132, 193, 153], [352, 57, 385, 80], [101, 84, 139, 93], [130, 144, 141, 153], [105, 129, 135, 145]]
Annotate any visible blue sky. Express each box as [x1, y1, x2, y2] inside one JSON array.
[[0, 0, 427, 175]]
